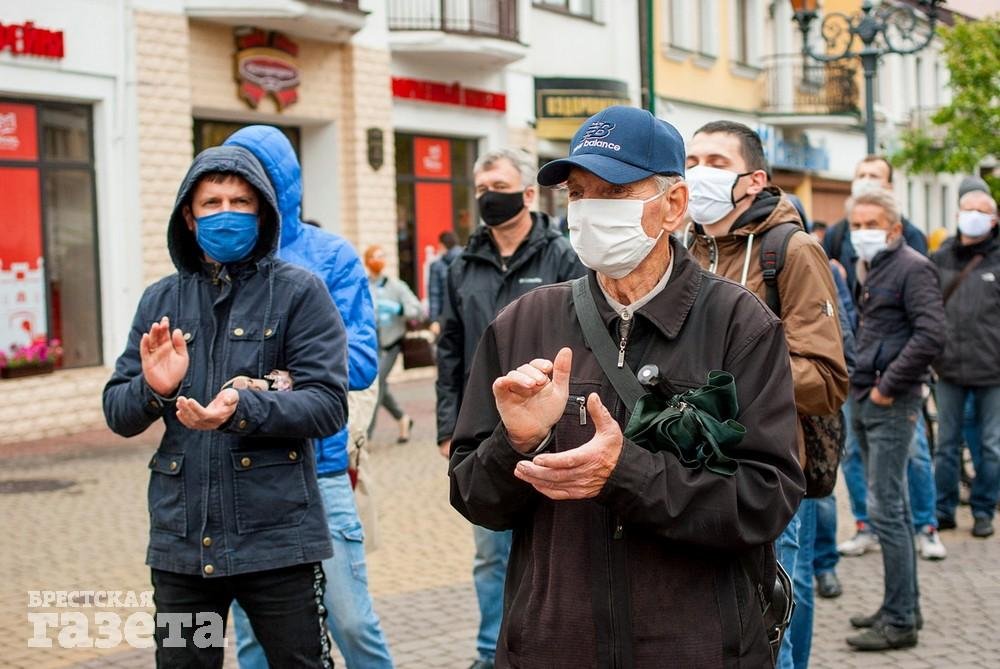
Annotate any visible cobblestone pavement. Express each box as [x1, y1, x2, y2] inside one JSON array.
[[2, 377, 998, 668]]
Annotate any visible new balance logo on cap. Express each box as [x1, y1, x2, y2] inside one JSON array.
[[574, 121, 621, 153]]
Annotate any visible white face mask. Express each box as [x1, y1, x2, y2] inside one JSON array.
[[851, 229, 888, 263], [957, 210, 994, 238], [567, 192, 664, 279], [686, 165, 752, 226], [851, 178, 884, 198]]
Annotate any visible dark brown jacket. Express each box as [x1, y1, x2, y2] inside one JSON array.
[[449, 240, 804, 668]]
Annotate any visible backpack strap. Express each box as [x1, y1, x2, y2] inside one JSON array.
[[759, 222, 803, 317]]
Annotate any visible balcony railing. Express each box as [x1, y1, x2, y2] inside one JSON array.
[[761, 54, 859, 116], [388, 0, 518, 41], [313, 0, 360, 7]]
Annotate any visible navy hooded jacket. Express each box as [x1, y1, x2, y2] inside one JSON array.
[[103, 145, 348, 577], [225, 126, 378, 475]]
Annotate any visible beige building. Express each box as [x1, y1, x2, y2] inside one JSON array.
[[0, 0, 397, 444]]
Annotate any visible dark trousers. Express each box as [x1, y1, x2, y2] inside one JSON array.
[[151, 563, 331, 668], [368, 343, 404, 438]]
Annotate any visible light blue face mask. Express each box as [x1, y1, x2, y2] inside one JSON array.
[[195, 211, 259, 263]]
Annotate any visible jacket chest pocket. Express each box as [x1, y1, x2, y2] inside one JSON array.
[[555, 382, 602, 452], [225, 318, 282, 377], [231, 448, 309, 534], [148, 452, 187, 538]]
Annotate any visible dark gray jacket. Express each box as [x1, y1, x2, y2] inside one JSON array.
[[851, 239, 945, 400], [932, 231, 1000, 386], [103, 146, 348, 578], [435, 213, 584, 443]]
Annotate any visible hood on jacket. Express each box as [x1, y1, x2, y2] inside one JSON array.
[[223, 126, 304, 250], [168, 145, 281, 274]]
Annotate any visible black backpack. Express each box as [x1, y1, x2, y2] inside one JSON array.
[[760, 222, 845, 499]]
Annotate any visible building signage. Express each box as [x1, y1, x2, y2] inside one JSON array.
[[0, 20, 64, 59], [534, 77, 630, 140], [391, 77, 506, 112], [234, 27, 300, 111]]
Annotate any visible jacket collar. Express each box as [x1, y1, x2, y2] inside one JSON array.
[[590, 236, 702, 340], [463, 212, 558, 268]]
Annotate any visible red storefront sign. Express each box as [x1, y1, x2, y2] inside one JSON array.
[[234, 27, 301, 111], [0, 103, 38, 161], [392, 77, 506, 112], [413, 138, 454, 300], [0, 21, 64, 59]]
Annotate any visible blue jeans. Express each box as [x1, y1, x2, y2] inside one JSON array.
[[775, 510, 800, 669], [812, 494, 839, 575], [779, 501, 816, 669], [233, 474, 394, 669], [842, 406, 937, 531], [472, 525, 512, 662], [854, 395, 922, 629], [936, 382, 1000, 520], [964, 394, 983, 470]]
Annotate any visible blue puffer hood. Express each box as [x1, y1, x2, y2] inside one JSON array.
[[167, 145, 281, 274], [223, 126, 304, 250]]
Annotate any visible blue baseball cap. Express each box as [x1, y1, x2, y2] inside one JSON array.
[[537, 106, 686, 186]]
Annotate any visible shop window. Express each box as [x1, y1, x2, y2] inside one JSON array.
[[535, 0, 598, 21], [394, 133, 478, 298], [0, 100, 101, 369], [193, 119, 301, 156]]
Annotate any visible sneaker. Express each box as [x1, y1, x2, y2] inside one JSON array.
[[936, 514, 957, 530], [850, 610, 923, 630], [972, 516, 995, 538], [838, 524, 880, 557], [846, 620, 918, 651], [916, 526, 947, 560], [815, 571, 843, 598]]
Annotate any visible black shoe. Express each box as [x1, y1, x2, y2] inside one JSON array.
[[936, 514, 957, 530], [972, 516, 994, 538], [469, 661, 494, 669], [850, 610, 923, 630], [397, 416, 414, 444], [847, 620, 918, 651], [816, 571, 843, 598]]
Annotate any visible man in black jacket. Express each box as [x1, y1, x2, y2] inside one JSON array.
[[435, 147, 584, 669], [932, 189, 1000, 539], [845, 189, 945, 652]]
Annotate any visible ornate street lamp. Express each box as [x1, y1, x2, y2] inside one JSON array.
[[790, 0, 944, 154]]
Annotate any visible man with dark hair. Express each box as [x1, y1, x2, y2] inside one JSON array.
[[428, 230, 463, 336], [104, 145, 348, 667], [685, 120, 848, 669]]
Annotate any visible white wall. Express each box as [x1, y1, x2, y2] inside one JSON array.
[[1, 0, 141, 367]]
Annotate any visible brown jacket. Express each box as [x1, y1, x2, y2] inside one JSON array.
[[686, 190, 848, 456], [450, 240, 804, 668]]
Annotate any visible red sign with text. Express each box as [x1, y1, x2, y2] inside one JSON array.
[[0, 103, 38, 161], [392, 77, 506, 112], [412, 138, 454, 300], [0, 21, 64, 59]]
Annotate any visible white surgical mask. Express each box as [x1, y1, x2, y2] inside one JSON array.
[[686, 165, 752, 226], [851, 178, 883, 198], [851, 229, 888, 263], [957, 210, 994, 238], [567, 192, 664, 279]]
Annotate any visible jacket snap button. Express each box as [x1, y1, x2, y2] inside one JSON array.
[[288, 450, 298, 461], [202, 536, 212, 547], [203, 564, 214, 575], [264, 328, 273, 337], [169, 461, 178, 471], [183, 331, 192, 341], [241, 456, 251, 468], [234, 327, 245, 336], [238, 419, 248, 430]]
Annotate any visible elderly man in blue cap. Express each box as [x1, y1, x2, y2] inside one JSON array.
[[447, 106, 803, 667]]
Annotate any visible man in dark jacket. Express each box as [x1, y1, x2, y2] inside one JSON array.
[[436, 147, 584, 669], [844, 189, 945, 652], [450, 106, 804, 668], [103, 146, 348, 667], [428, 230, 462, 336], [932, 189, 1000, 539]]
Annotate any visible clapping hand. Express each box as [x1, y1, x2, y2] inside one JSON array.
[[492, 347, 572, 453], [176, 389, 240, 431], [141, 316, 189, 397]]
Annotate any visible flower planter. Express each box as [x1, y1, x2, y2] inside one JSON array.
[[1, 360, 56, 379]]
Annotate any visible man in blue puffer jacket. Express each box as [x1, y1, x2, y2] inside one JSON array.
[[224, 126, 393, 668]]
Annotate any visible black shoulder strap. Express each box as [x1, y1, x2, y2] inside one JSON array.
[[571, 277, 645, 412], [759, 223, 802, 317]]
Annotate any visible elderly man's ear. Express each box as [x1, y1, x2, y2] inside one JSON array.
[[660, 181, 690, 234]]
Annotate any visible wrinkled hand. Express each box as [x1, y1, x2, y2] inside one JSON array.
[[438, 438, 452, 460], [175, 389, 239, 431], [493, 348, 572, 453], [870, 386, 894, 407], [141, 316, 189, 396], [514, 393, 623, 500]]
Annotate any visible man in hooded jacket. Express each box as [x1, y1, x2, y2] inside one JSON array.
[[222, 126, 392, 668], [104, 145, 348, 667]]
